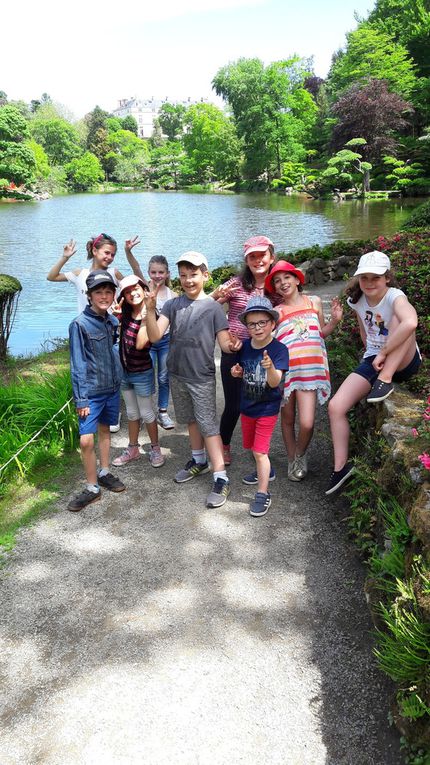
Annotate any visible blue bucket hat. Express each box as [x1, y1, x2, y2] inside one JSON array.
[[238, 295, 279, 325]]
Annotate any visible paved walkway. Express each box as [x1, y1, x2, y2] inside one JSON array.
[[0, 283, 402, 765]]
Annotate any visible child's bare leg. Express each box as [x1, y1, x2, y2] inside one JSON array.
[[80, 433, 98, 485], [377, 316, 417, 382], [98, 423, 111, 470], [254, 451, 270, 493], [295, 390, 317, 456], [127, 419, 140, 445], [280, 394, 297, 460], [188, 421, 204, 451], [328, 373, 371, 470], [145, 419, 159, 445], [204, 434, 225, 473]]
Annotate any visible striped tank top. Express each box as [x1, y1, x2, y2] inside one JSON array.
[[120, 316, 152, 373], [274, 296, 331, 405]]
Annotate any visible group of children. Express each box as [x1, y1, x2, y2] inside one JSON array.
[[48, 235, 420, 517]]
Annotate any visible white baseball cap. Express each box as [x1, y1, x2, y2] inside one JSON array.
[[176, 251, 209, 269], [354, 251, 391, 276]]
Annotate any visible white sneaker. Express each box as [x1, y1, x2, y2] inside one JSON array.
[[110, 412, 121, 433], [157, 411, 175, 429]]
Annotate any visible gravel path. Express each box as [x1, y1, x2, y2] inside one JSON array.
[[0, 283, 402, 765]]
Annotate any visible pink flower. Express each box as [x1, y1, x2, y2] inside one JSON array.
[[423, 412, 430, 422], [418, 453, 430, 470], [411, 428, 419, 438]]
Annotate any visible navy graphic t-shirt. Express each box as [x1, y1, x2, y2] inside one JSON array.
[[238, 338, 289, 418]]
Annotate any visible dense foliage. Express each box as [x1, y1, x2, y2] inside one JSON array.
[[0, 0, 429, 196], [401, 199, 430, 230]]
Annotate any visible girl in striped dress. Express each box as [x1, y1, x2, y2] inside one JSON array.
[[112, 275, 165, 468], [265, 261, 342, 481]]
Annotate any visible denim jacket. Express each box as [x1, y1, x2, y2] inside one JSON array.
[[69, 306, 122, 408]]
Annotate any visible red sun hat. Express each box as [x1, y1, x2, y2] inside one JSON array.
[[264, 260, 305, 293]]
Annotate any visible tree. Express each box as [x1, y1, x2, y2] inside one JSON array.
[[27, 139, 50, 180], [0, 105, 29, 142], [148, 142, 186, 189], [0, 143, 36, 186], [30, 92, 52, 113], [328, 24, 417, 100], [65, 151, 103, 191], [331, 79, 413, 163], [0, 105, 36, 186], [213, 57, 316, 181], [111, 154, 149, 185], [0, 274, 22, 360], [30, 117, 82, 164], [157, 103, 187, 141], [104, 128, 149, 179], [382, 155, 426, 190], [121, 115, 138, 135], [85, 106, 110, 156], [183, 103, 241, 183], [322, 138, 373, 193], [367, 0, 430, 77]]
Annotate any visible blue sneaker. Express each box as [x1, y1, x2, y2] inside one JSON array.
[[249, 492, 271, 517], [242, 466, 275, 485]]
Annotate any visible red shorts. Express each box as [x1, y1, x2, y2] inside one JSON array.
[[241, 413, 278, 454]]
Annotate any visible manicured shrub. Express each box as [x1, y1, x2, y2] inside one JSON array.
[[280, 238, 372, 264], [0, 274, 22, 360], [401, 200, 430, 230]]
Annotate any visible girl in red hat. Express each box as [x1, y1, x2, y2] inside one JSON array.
[[265, 261, 342, 481]]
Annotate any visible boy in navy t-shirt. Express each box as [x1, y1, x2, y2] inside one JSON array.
[[231, 296, 289, 517]]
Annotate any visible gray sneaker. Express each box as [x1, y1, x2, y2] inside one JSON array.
[[288, 459, 300, 482], [206, 478, 230, 508], [174, 458, 210, 483], [157, 411, 175, 429], [294, 453, 308, 479]]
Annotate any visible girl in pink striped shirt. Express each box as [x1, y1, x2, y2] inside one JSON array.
[[212, 236, 281, 466]]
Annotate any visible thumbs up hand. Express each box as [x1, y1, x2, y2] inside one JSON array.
[[231, 363, 243, 378], [261, 349, 273, 369]]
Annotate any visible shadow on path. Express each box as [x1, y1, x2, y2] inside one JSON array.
[[0, 283, 402, 764]]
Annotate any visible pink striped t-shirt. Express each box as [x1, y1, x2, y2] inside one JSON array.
[[219, 276, 282, 340]]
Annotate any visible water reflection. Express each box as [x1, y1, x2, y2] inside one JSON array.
[[0, 191, 423, 355]]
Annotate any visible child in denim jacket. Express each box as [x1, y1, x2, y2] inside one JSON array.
[[67, 270, 126, 512]]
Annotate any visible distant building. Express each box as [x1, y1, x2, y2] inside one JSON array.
[[112, 96, 209, 139]]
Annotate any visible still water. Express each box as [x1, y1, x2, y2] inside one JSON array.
[[0, 190, 423, 356]]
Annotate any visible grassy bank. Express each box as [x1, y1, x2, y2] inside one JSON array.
[[0, 346, 80, 555]]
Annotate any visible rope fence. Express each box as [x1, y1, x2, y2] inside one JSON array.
[[0, 397, 73, 476]]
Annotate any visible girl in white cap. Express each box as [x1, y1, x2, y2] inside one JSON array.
[[326, 250, 421, 495]]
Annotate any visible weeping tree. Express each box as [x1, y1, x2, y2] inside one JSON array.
[[0, 274, 22, 359]]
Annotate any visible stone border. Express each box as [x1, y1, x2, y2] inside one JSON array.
[[299, 255, 359, 285]]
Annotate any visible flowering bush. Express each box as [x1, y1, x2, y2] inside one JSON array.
[[412, 396, 430, 472]]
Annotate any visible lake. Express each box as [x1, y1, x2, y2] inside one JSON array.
[[0, 190, 424, 356]]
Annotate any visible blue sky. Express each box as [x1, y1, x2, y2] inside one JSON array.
[[3, 0, 375, 119]]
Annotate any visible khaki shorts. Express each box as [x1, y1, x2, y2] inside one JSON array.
[[169, 375, 219, 437]]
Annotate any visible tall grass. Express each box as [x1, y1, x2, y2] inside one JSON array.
[[0, 368, 78, 486]]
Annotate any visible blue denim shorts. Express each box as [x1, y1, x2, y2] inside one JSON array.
[[78, 391, 120, 435], [120, 369, 155, 397], [354, 348, 422, 385]]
